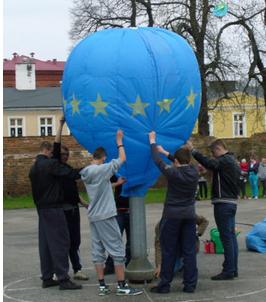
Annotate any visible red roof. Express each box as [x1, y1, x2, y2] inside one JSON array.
[[3, 54, 65, 71]]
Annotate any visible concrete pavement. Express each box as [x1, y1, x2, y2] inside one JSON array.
[[3, 198, 266, 302]]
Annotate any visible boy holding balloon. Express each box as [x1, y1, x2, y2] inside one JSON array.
[[80, 130, 143, 296], [149, 131, 198, 294]]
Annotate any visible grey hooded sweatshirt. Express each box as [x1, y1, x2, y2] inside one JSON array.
[[80, 158, 123, 222], [258, 162, 266, 180]]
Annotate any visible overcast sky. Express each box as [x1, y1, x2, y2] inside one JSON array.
[[3, 0, 74, 61]]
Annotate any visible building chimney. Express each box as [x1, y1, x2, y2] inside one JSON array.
[[15, 57, 36, 90], [52, 58, 57, 64]]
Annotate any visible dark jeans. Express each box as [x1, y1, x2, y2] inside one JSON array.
[[38, 208, 70, 281], [158, 218, 198, 290], [239, 179, 246, 198], [64, 207, 82, 273], [214, 203, 238, 275], [105, 211, 131, 269], [199, 181, 208, 198]]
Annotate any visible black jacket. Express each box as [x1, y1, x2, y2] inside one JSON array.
[[192, 150, 240, 203], [53, 142, 81, 206], [151, 144, 198, 219], [29, 154, 81, 209], [248, 161, 259, 175]]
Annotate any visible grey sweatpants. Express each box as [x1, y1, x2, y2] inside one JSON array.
[[90, 216, 125, 265]]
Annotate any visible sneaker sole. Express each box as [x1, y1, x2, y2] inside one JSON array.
[[116, 291, 143, 296], [99, 291, 111, 296]]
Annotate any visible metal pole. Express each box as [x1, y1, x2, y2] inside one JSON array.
[[125, 197, 154, 282]]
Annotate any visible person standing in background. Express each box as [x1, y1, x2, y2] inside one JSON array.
[[248, 155, 259, 199], [258, 158, 266, 198], [239, 159, 248, 199]]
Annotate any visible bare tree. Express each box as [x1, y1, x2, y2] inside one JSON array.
[[69, 0, 265, 135], [212, 1, 266, 106]]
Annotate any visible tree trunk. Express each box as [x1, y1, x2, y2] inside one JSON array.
[[198, 77, 209, 136], [263, 77, 266, 107]]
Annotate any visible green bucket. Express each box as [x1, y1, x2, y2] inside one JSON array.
[[210, 228, 241, 254], [210, 228, 224, 254]]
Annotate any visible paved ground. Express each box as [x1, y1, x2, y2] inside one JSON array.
[[3, 198, 266, 302]]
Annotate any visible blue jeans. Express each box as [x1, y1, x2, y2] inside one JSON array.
[[214, 203, 238, 275], [249, 172, 259, 197], [159, 218, 198, 290]]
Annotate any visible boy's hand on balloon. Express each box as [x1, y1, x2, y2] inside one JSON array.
[[116, 129, 124, 145], [157, 145, 169, 157], [149, 131, 156, 144], [156, 145, 165, 154]]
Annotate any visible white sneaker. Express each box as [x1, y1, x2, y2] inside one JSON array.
[[116, 283, 143, 296], [99, 285, 111, 296], [73, 270, 89, 280]]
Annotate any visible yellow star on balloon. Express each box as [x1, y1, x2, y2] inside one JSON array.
[[128, 95, 149, 116], [157, 98, 174, 113], [186, 89, 197, 109], [71, 95, 80, 114], [90, 94, 108, 116]]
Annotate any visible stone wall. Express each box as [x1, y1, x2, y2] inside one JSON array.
[[3, 136, 91, 196], [3, 133, 266, 196]]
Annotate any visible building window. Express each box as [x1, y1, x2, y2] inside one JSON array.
[[39, 116, 54, 136], [233, 113, 246, 137], [208, 113, 214, 136], [8, 117, 24, 137]]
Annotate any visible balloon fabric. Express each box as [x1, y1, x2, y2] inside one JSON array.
[[246, 218, 266, 253], [62, 27, 201, 197]]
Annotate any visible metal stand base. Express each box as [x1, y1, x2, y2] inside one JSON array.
[[125, 196, 154, 282], [125, 257, 154, 282]]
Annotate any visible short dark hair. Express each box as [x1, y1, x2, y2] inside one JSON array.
[[174, 145, 191, 164], [209, 139, 227, 150], [93, 147, 106, 160], [40, 141, 52, 151]]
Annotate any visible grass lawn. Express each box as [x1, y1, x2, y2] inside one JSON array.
[[3, 195, 35, 209], [3, 183, 263, 210], [3, 189, 168, 209]]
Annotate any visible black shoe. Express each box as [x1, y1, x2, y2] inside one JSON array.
[[59, 279, 82, 290], [183, 287, 195, 293], [234, 272, 238, 278], [150, 286, 169, 294], [42, 279, 59, 288], [211, 273, 234, 281]]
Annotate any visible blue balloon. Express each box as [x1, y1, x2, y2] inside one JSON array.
[[62, 27, 201, 197]]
